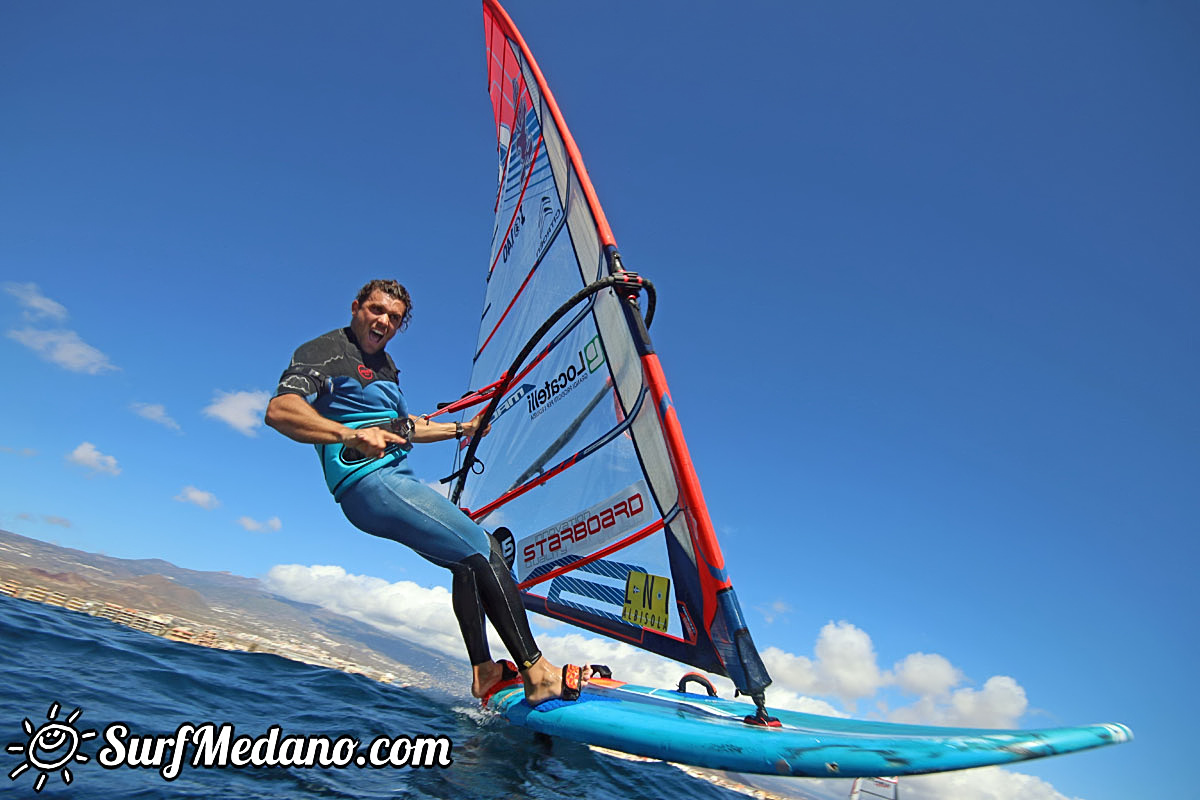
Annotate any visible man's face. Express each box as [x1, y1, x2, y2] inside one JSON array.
[[350, 290, 408, 355]]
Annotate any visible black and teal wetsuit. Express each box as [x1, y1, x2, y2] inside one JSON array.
[[277, 327, 408, 500], [276, 327, 542, 669]]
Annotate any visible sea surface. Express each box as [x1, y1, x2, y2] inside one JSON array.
[[0, 594, 808, 800]]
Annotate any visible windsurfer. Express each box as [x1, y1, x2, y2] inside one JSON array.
[[265, 279, 591, 705]]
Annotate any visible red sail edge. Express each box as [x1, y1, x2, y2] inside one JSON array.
[[470, 0, 772, 702]]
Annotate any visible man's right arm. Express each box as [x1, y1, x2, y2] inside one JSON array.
[[265, 393, 348, 445], [265, 394, 405, 458]]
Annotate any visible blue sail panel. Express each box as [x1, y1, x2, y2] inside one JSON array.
[[457, 0, 771, 696]]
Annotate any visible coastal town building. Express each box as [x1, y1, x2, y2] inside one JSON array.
[[0, 574, 409, 688]]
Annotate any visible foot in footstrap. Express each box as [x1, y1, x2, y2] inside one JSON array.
[[527, 664, 611, 708], [561, 664, 612, 700], [561, 664, 585, 701], [479, 660, 524, 707]]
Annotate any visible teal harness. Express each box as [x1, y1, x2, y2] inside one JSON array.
[[319, 413, 413, 500]]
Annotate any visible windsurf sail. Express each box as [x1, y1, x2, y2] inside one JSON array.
[[438, 0, 772, 706]]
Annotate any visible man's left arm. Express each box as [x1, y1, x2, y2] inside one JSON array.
[[407, 409, 490, 444]]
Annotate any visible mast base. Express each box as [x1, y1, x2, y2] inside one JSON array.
[[743, 694, 781, 727]]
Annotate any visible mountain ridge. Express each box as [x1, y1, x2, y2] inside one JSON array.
[[0, 528, 467, 693]]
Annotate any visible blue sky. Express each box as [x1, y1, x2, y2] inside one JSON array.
[[2, 2, 1196, 799]]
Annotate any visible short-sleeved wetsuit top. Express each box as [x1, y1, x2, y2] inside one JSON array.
[[275, 327, 409, 500]]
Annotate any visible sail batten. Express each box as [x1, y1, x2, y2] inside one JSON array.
[[457, 0, 772, 700]]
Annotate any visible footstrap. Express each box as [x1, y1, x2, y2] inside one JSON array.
[[562, 664, 583, 701]]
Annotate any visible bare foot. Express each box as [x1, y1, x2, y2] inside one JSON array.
[[471, 660, 514, 698], [522, 659, 590, 706]]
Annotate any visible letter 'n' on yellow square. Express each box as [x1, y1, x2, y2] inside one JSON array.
[[622, 570, 670, 632]]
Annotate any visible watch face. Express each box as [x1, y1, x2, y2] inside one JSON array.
[[395, 417, 415, 451]]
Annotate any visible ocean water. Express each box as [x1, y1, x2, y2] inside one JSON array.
[[0, 594, 763, 799]]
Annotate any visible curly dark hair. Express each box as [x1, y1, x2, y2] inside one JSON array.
[[355, 279, 413, 331]]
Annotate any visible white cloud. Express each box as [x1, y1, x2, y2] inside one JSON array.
[[66, 442, 120, 476], [132, 402, 181, 431], [901, 765, 1078, 800], [238, 516, 282, 532], [204, 390, 270, 436], [893, 652, 963, 698], [4, 284, 116, 374], [757, 598, 793, 624], [761, 646, 819, 692], [174, 486, 220, 510], [759, 621, 1032, 730], [263, 564, 691, 687], [0, 445, 37, 457], [761, 621, 887, 709], [884, 675, 1027, 730], [952, 676, 1028, 728], [8, 328, 117, 374], [767, 768, 1077, 800], [264, 565, 467, 659], [4, 282, 69, 322], [813, 621, 886, 704]]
